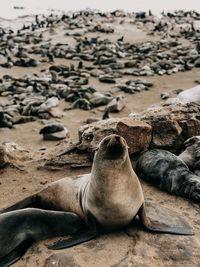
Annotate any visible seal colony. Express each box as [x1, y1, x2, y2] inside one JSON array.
[[0, 135, 193, 266], [1, 10, 200, 129]]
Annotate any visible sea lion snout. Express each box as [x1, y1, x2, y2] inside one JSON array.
[[105, 135, 125, 159], [107, 135, 121, 146]]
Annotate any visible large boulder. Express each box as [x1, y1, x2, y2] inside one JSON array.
[[78, 118, 119, 152], [78, 102, 200, 154], [116, 118, 152, 154], [129, 102, 200, 152]]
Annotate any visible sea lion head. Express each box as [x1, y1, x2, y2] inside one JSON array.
[[95, 134, 128, 162]]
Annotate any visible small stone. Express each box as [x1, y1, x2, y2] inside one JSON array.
[[117, 118, 152, 154], [44, 252, 79, 267]]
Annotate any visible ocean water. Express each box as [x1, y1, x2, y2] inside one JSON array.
[[1, 0, 200, 19]]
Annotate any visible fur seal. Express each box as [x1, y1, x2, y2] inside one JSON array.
[[0, 208, 82, 267], [178, 136, 200, 176], [136, 149, 200, 202], [0, 135, 193, 265]]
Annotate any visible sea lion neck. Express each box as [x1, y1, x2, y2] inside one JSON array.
[[90, 150, 131, 185]]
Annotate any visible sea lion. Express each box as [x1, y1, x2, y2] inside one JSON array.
[[0, 208, 82, 267], [0, 135, 193, 263], [136, 149, 200, 202], [178, 136, 200, 176]]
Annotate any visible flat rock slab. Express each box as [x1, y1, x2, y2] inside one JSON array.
[[43, 148, 92, 170]]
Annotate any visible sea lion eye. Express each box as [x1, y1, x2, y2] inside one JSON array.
[[86, 133, 93, 141]]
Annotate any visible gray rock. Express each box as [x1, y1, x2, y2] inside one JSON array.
[[44, 252, 80, 267]]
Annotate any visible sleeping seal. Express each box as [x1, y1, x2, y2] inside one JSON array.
[[178, 136, 200, 176], [136, 149, 200, 202], [0, 135, 193, 265]]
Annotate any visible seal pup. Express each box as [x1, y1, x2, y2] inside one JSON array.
[[178, 136, 200, 176], [136, 149, 200, 202], [1, 135, 193, 252], [0, 208, 82, 267]]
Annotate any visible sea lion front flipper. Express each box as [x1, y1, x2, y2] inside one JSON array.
[[0, 238, 35, 267], [138, 203, 194, 236], [48, 214, 98, 250]]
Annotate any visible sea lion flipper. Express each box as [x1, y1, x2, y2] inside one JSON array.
[[0, 238, 35, 267], [0, 194, 40, 214], [48, 213, 98, 250], [48, 228, 98, 250], [138, 204, 194, 236]]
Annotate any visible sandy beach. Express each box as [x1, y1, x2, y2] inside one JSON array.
[[0, 9, 200, 267]]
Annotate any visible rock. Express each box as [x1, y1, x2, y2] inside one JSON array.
[[117, 118, 152, 154], [150, 116, 182, 149], [44, 146, 92, 170], [177, 85, 200, 104], [0, 142, 31, 168], [78, 100, 200, 154], [0, 146, 9, 168], [78, 118, 119, 152], [129, 102, 200, 152], [44, 252, 79, 267], [48, 107, 63, 118]]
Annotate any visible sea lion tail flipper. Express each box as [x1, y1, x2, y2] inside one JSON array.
[[0, 238, 35, 267], [138, 204, 194, 236]]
